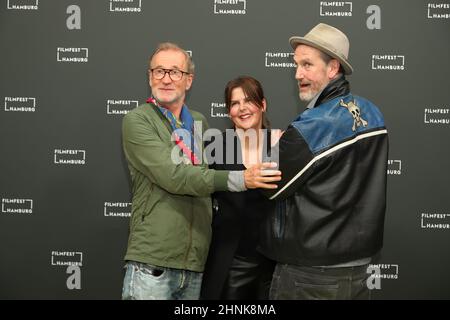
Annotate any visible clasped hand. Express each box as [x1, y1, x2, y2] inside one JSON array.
[[244, 162, 281, 189]]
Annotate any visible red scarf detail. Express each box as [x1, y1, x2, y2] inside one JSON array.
[[147, 97, 200, 165]]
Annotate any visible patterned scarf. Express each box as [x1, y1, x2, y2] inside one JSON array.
[[147, 97, 200, 165]]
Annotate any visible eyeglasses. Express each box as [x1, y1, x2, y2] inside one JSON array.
[[150, 68, 190, 81]]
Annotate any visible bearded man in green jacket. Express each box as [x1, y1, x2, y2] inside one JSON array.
[[121, 42, 281, 300]]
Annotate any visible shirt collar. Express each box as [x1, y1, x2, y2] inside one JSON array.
[[306, 89, 323, 109]]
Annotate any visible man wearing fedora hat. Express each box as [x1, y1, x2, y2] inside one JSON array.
[[260, 23, 389, 299]]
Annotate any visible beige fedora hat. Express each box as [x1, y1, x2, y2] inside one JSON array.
[[289, 23, 353, 75]]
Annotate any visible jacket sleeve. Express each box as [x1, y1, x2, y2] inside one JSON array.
[[262, 124, 315, 201], [122, 111, 229, 196]]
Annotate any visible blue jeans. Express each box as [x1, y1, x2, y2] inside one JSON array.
[[122, 261, 203, 300], [269, 263, 371, 300]]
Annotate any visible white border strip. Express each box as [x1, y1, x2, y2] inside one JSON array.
[[269, 129, 388, 200]]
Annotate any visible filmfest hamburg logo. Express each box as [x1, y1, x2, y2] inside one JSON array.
[[265, 52, 296, 68], [107, 99, 139, 115], [51, 251, 83, 266], [214, 0, 246, 15], [424, 107, 450, 125], [368, 263, 399, 280], [57, 47, 88, 63], [54, 149, 86, 165], [421, 212, 450, 230], [4, 97, 36, 112], [387, 160, 402, 175], [320, 1, 352, 17], [211, 102, 229, 118], [104, 202, 132, 217], [427, 3, 450, 18], [372, 55, 405, 71], [366, 263, 399, 290], [6, 0, 38, 10], [2, 198, 33, 214], [109, 0, 141, 12]]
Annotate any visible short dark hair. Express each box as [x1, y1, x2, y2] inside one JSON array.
[[224, 76, 270, 129]]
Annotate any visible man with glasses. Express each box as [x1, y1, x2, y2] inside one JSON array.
[[121, 42, 281, 300]]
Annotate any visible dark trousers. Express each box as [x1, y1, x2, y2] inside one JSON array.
[[269, 263, 371, 300], [221, 254, 275, 300]]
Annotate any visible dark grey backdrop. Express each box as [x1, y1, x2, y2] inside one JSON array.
[[1, 0, 449, 299]]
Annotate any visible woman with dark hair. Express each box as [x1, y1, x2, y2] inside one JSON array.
[[200, 76, 279, 300]]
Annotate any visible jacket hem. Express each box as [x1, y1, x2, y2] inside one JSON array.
[[124, 254, 204, 273]]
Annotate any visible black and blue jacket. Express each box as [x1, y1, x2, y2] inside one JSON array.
[[260, 76, 389, 266]]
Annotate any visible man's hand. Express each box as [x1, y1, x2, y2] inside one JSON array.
[[244, 162, 281, 189]]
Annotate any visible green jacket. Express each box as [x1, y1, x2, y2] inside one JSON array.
[[122, 102, 229, 272]]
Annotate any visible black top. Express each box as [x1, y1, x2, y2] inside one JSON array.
[[200, 130, 276, 299]]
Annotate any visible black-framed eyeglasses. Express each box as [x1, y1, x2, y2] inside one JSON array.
[[150, 68, 190, 81]]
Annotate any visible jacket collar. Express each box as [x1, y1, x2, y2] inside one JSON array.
[[314, 74, 350, 108]]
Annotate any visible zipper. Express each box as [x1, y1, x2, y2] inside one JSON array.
[[183, 197, 194, 269]]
